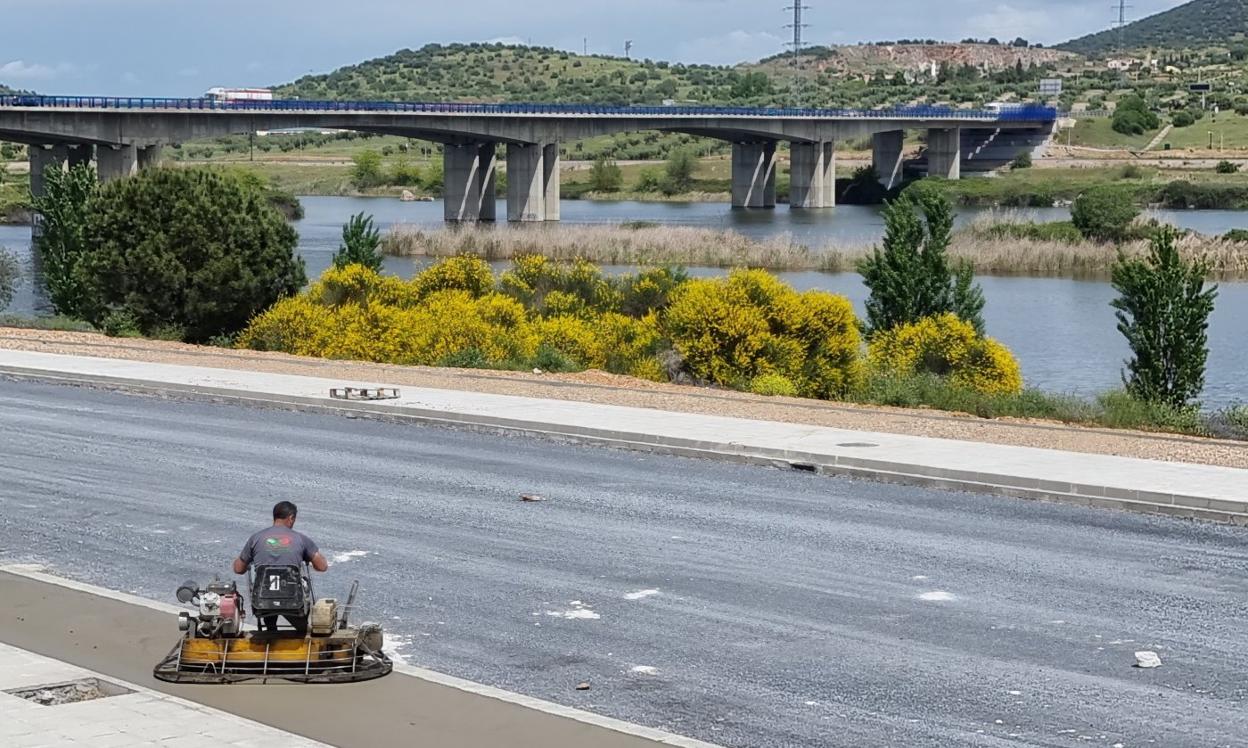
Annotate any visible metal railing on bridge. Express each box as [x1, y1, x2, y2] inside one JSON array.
[[0, 95, 1058, 123]]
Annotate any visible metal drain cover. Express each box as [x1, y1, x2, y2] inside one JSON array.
[[837, 442, 879, 448], [6, 678, 134, 706]]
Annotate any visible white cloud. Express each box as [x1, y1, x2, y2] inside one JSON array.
[[675, 30, 786, 66], [0, 60, 76, 81]]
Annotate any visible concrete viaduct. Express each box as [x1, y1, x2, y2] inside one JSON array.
[[0, 96, 1057, 223]]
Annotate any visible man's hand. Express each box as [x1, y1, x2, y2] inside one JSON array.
[[310, 552, 329, 573], [233, 557, 248, 575]]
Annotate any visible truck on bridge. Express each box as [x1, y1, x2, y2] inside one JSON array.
[[204, 88, 273, 103]]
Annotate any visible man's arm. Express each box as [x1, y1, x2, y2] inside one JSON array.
[[303, 535, 329, 573], [234, 536, 253, 575], [310, 552, 329, 573]]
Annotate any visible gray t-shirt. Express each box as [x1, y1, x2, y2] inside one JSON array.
[[239, 527, 319, 569]]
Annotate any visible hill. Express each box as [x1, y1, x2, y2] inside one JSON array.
[[1060, 0, 1248, 55], [276, 43, 775, 106]]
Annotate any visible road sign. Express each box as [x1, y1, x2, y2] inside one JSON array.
[[1189, 82, 1212, 92], [1039, 79, 1063, 96]]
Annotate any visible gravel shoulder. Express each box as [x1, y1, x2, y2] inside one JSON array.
[[2, 327, 1246, 469]]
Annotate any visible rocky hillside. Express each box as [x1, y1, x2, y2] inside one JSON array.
[[805, 44, 1077, 76], [1061, 0, 1248, 55]]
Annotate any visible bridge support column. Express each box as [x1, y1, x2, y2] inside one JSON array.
[[731, 141, 776, 209], [444, 142, 497, 223], [98, 144, 138, 182], [67, 144, 93, 170], [872, 131, 905, 189], [927, 128, 961, 180], [29, 144, 68, 202], [789, 141, 835, 209], [543, 144, 560, 222], [138, 144, 163, 170]]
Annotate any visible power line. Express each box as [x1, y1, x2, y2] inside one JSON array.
[[1112, 0, 1133, 51], [785, 2, 810, 105]]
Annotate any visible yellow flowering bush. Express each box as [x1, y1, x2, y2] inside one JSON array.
[[411, 255, 495, 300], [237, 296, 335, 356], [662, 271, 863, 397], [867, 313, 1023, 395], [534, 311, 664, 380], [500, 254, 620, 313], [308, 263, 416, 308]]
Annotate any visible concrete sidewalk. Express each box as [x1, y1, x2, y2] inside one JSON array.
[[0, 567, 718, 748], [1, 349, 1246, 524], [0, 641, 328, 747]]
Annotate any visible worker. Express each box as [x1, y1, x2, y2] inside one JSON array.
[[233, 501, 329, 634]]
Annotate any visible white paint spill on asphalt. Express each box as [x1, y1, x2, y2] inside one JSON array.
[[332, 550, 370, 563], [912, 575, 929, 581], [630, 665, 658, 675], [546, 601, 600, 620], [624, 589, 660, 600], [385, 634, 413, 666], [918, 591, 956, 602]]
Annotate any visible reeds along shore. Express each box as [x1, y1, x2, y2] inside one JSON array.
[[382, 221, 1248, 280]]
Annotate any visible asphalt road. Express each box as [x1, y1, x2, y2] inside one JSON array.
[[1, 379, 1246, 748]]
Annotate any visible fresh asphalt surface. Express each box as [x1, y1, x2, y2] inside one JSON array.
[[1, 380, 1246, 748]]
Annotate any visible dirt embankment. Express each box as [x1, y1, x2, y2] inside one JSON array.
[[2, 327, 1246, 469]]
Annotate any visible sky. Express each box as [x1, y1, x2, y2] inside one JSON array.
[[0, 0, 1189, 96]]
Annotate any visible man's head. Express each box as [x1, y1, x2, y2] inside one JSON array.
[[272, 501, 298, 528]]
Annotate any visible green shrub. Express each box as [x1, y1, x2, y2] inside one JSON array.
[[1215, 160, 1240, 175], [859, 186, 985, 335], [1171, 110, 1196, 128], [351, 150, 384, 189], [1096, 390, 1205, 434], [99, 309, 142, 338], [1009, 152, 1032, 170], [1111, 96, 1160, 135], [75, 168, 306, 342], [1224, 228, 1248, 242], [1119, 163, 1145, 179], [332, 212, 384, 272], [1071, 186, 1140, 242], [661, 149, 697, 194], [748, 373, 798, 397], [0, 247, 18, 312], [1111, 227, 1217, 408], [588, 158, 624, 192]]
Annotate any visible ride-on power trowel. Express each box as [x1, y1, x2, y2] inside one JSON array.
[[153, 564, 391, 684]]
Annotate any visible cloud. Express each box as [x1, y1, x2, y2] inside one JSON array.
[[0, 60, 75, 81], [676, 30, 787, 65]]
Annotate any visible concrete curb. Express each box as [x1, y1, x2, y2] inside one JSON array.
[[5, 365, 1247, 526]]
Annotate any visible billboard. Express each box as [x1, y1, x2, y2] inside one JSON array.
[[1039, 79, 1063, 96]]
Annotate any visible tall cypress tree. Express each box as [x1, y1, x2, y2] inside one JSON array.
[[859, 187, 985, 336], [1111, 227, 1217, 407]]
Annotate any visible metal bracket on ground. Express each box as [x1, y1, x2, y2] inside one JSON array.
[[329, 387, 400, 401]]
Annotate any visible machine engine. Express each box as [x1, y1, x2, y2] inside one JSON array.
[[177, 579, 244, 638]]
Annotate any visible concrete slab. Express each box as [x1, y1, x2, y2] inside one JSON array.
[[0, 640, 327, 747], [1, 350, 1245, 523], [0, 569, 715, 748]]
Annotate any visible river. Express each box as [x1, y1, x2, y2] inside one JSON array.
[[3, 196, 1246, 407]]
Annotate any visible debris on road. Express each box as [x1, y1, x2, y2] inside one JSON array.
[[329, 386, 400, 401], [576, 681, 591, 690], [1135, 651, 1162, 668], [520, 494, 545, 502]]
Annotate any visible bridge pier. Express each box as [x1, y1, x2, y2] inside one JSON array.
[[872, 131, 905, 189], [138, 144, 163, 170], [927, 128, 961, 180], [788, 141, 835, 209], [28, 144, 68, 202], [98, 144, 138, 182], [506, 143, 560, 222], [67, 144, 93, 169], [731, 141, 776, 209], [444, 142, 497, 223]]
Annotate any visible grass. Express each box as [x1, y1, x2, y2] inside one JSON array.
[[854, 372, 1243, 439], [0, 314, 96, 332], [384, 220, 1248, 279], [1069, 118, 1157, 150]]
